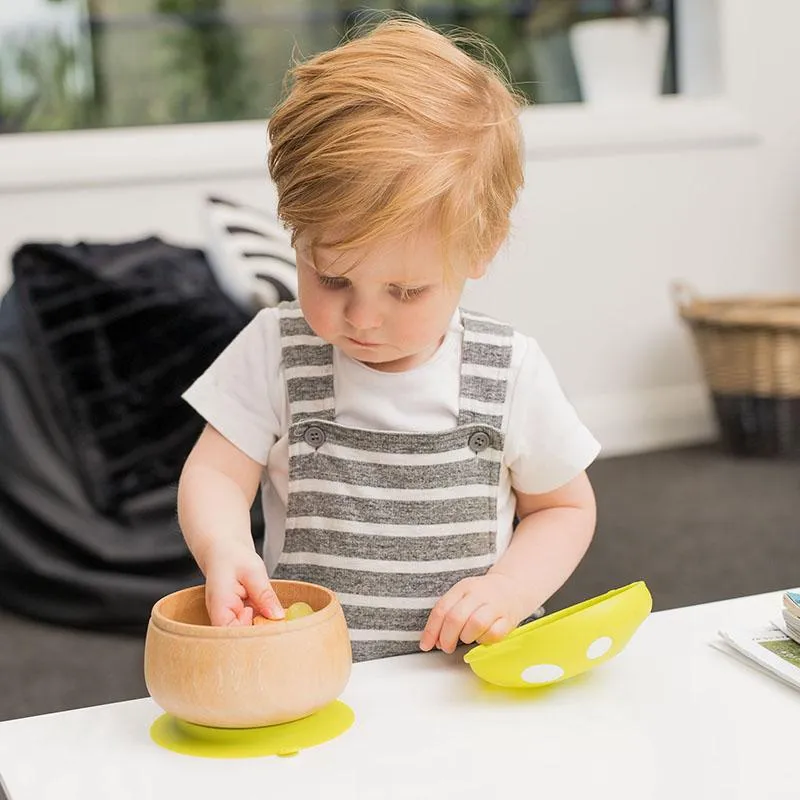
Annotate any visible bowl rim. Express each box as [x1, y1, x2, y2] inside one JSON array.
[[150, 580, 342, 638], [463, 581, 652, 665]]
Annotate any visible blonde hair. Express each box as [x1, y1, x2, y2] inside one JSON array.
[[267, 15, 525, 273]]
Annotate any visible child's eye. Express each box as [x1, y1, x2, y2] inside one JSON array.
[[390, 285, 427, 301], [317, 274, 350, 290]]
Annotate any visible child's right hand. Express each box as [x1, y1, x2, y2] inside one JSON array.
[[203, 542, 285, 626]]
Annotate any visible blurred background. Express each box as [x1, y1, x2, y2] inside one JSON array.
[[0, 0, 798, 721], [0, 0, 677, 133]]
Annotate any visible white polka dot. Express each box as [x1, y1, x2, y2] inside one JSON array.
[[587, 636, 613, 659], [520, 664, 564, 684]]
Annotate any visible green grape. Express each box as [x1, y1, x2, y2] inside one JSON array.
[[285, 601, 314, 620]]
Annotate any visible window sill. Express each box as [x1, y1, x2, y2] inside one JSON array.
[[0, 96, 760, 193], [521, 95, 760, 159], [0, 119, 270, 193]]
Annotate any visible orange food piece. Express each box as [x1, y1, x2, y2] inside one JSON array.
[[252, 602, 314, 626]]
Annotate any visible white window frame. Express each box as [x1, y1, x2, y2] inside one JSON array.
[[0, 0, 757, 192]]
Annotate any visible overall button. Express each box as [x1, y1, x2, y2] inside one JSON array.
[[304, 426, 326, 449], [467, 430, 490, 453]]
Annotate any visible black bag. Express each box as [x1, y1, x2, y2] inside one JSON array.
[[0, 239, 258, 631], [12, 237, 251, 515]]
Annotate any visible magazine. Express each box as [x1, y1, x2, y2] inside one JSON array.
[[781, 590, 800, 645], [713, 589, 800, 691]]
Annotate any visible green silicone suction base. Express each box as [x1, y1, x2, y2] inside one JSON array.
[[150, 700, 354, 759]]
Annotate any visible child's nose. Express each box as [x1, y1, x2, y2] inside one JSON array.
[[344, 296, 382, 331]]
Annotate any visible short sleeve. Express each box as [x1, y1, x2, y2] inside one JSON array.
[[182, 308, 286, 465], [504, 335, 600, 494]]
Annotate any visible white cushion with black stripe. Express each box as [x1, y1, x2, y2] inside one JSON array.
[[202, 195, 297, 311]]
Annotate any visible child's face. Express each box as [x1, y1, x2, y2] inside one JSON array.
[[296, 226, 484, 372]]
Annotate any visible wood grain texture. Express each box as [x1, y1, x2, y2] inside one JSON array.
[[144, 581, 352, 728]]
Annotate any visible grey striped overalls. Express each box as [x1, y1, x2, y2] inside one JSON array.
[[272, 302, 513, 661]]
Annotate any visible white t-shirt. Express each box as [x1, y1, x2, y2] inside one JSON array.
[[183, 307, 600, 573]]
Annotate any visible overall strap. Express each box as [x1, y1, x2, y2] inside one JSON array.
[[458, 309, 514, 429], [278, 301, 336, 424]]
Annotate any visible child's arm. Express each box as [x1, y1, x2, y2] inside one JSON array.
[[420, 472, 596, 653], [178, 424, 285, 626]]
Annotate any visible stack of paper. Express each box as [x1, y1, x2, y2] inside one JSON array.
[[713, 589, 800, 692], [782, 591, 800, 645]]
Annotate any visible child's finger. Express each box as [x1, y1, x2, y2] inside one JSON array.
[[225, 608, 250, 627], [205, 577, 241, 626], [212, 606, 239, 626], [420, 584, 467, 651], [458, 604, 500, 646], [241, 564, 285, 619], [476, 616, 513, 645], [437, 594, 484, 654]]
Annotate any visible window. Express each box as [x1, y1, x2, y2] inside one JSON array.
[[0, 1, 677, 136]]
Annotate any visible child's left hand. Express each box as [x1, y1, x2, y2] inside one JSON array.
[[419, 573, 526, 654]]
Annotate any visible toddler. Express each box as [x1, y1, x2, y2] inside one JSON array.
[[178, 15, 600, 662]]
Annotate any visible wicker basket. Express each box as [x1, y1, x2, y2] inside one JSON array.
[[674, 283, 800, 457]]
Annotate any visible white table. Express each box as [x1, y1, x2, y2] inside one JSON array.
[[0, 591, 796, 800]]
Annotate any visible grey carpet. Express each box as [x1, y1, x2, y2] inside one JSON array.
[[1, 444, 798, 722], [550, 444, 800, 611]]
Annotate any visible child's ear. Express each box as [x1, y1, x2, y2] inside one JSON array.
[[466, 259, 489, 280], [466, 236, 504, 279]]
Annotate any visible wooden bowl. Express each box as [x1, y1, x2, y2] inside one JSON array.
[[144, 580, 352, 728]]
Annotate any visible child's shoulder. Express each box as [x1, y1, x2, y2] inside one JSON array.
[[460, 307, 514, 335], [247, 301, 321, 373], [225, 304, 286, 369], [243, 303, 281, 341], [268, 300, 319, 339], [249, 301, 300, 336], [459, 307, 542, 374]]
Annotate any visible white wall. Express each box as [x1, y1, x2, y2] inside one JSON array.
[[1, 0, 798, 457]]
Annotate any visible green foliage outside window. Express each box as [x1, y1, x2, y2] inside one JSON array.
[[0, 1, 673, 135]]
